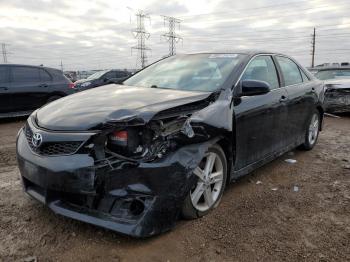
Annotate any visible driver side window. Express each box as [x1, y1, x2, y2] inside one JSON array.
[[242, 56, 280, 90]]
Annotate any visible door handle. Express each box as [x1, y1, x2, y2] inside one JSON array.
[[39, 84, 48, 88], [0, 87, 8, 91], [279, 96, 288, 103]]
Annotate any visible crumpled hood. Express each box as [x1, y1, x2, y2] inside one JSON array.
[[324, 78, 350, 89], [36, 84, 211, 131]]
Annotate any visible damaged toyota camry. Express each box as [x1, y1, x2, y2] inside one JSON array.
[[16, 51, 325, 237]]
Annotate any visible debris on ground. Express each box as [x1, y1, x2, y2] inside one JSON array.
[[293, 186, 299, 192], [343, 164, 350, 170], [22, 256, 37, 262], [284, 159, 297, 164], [271, 187, 278, 191], [256, 181, 262, 185], [324, 113, 341, 118]]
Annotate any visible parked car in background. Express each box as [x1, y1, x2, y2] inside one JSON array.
[[64, 71, 78, 83], [0, 64, 75, 118], [315, 67, 350, 113], [74, 69, 131, 91], [17, 51, 324, 237]]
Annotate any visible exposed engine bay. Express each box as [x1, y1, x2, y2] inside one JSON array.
[[86, 92, 229, 167]]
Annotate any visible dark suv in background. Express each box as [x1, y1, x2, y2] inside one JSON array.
[[0, 64, 75, 118], [74, 69, 131, 91]]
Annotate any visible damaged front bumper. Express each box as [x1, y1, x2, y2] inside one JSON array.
[[324, 88, 350, 113], [16, 126, 211, 237]]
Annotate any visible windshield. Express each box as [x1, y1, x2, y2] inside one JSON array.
[[123, 54, 245, 92], [315, 69, 350, 80], [87, 70, 107, 80]]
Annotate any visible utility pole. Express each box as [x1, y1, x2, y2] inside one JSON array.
[[162, 16, 182, 56], [131, 10, 151, 69], [1, 43, 9, 63], [311, 27, 316, 68], [60, 60, 64, 72]]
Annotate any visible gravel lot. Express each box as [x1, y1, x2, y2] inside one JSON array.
[[0, 115, 349, 261]]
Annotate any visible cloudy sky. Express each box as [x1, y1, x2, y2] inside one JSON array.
[[1, 0, 350, 70]]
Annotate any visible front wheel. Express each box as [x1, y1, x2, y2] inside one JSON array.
[[182, 144, 227, 219], [300, 110, 320, 150]]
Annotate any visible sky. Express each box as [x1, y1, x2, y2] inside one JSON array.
[[1, 0, 350, 70]]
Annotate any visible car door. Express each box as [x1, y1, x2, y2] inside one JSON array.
[[38, 68, 53, 106], [0, 66, 13, 113], [234, 55, 289, 170], [10, 66, 47, 111], [274, 56, 313, 146]]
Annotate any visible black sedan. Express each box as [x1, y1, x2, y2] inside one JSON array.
[[74, 69, 131, 91], [315, 67, 350, 113], [16, 51, 325, 237]]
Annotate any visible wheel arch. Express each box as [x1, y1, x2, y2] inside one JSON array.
[[316, 105, 324, 131], [217, 134, 234, 184]]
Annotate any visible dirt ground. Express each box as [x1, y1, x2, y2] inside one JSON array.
[[0, 115, 349, 262]]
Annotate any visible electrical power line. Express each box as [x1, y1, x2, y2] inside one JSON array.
[[1, 43, 9, 63], [178, 0, 350, 19], [162, 16, 182, 56], [131, 10, 151, 68]]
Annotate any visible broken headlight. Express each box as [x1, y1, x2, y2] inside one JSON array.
[[106, 116, 195, 161]]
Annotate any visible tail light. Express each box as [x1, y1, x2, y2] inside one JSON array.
[[68, 82, 75, 89]]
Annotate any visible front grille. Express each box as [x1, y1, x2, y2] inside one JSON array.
[[24, 124, 83, 156]]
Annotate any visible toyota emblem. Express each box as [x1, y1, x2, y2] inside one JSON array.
[[32, 133, 43, 147]]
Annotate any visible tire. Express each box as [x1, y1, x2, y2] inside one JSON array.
[[182, 144, 227, 219], [299, 109, 320, 150], [46, 95, 62, 104]]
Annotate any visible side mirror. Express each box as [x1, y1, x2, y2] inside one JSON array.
[[240, 80, 270, 96]]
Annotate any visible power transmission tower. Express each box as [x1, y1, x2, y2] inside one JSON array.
[[162, 16, 182, 56], [311, 27, 316, 68], [1, 43, 9, 63], [131, 10, 151, 68]]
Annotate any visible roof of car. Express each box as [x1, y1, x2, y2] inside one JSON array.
[[316, 66, 350, 71], [0, 63, 60, 71]]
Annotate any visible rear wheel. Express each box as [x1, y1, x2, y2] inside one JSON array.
[[182, 144, 227, 219], [300, 110, 320, 150]]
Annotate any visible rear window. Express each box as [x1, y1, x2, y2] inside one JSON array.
[[276, 56, 303, 86], [39, 69, 52, 82], [116, 71, 129, 77], [12, 66, 40, 83], [300, 69, 310, 82]]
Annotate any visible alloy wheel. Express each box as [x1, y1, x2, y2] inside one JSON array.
[[308, 113, 319, 146], [190, 152, 224, 212]]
